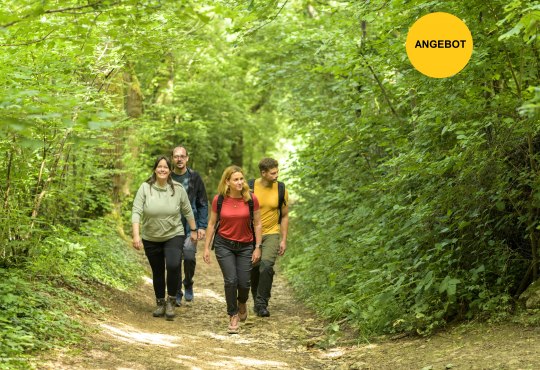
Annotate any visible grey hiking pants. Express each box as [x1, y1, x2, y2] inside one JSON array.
[[213, 233, 253, 316]]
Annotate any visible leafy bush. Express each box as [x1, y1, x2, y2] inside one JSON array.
[[280, 0, 539, 336], [0, 217, 143, 369], [0, 271, 84, 369]]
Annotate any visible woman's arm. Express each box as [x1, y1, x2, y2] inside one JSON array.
[[203, 210, 218, 264], [131, 184, 145, 250], [132, 223, 142, 250], [252, 209, 262, 263]]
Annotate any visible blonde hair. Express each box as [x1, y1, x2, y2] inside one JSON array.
[[217, 165, 251, 202]]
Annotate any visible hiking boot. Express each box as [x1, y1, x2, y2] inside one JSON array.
[[256, 306, 270, 317], [152, 298, 166, 317], [228, 314, 240, 334], [165, 296, 176, 320], [238, 301, 248, 322], [184, 285, 194, 302], [175, 291, 183, 307]]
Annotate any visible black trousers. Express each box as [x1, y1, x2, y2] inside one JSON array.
[[143, 235, 184, 299]]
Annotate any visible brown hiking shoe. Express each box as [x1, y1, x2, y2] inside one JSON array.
[[238, 301, 248, 322], [228, 314, 240, 334], [165, 296, 176, 321], [152, 298, 166, 317]]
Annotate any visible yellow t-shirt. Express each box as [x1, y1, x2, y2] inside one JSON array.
[[252, 179, 289, 235]]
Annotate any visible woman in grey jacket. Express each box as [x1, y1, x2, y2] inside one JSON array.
[[132, 156, 197, 320]]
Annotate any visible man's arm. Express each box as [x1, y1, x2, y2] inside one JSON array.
[[279, 203, 289, 256], [193, 171, 208, 239]]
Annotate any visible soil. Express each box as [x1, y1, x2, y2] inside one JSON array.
[[37, 250, 540, 370]]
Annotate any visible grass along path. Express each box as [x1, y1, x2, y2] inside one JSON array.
[[37, 245, 540, 370]]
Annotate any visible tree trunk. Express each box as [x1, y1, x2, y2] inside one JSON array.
[[527, 133, 539, 280], [29, 129, 71, 235], [108, 64, 144, 241], [230, 133, 244, 167], [3, 148, 13, 211], [152, 52, 175, 106], [123, 63, 144, 119]]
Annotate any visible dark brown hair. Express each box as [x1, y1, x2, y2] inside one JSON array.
[[146, 156, 177, 196], [258, 157, 279, 173]]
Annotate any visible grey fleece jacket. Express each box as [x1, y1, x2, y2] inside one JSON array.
[[132, 181, 194, 242]]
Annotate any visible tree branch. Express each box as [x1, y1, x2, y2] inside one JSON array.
[[1, 1, 122, 28], [358, 50, 400, 120], [244, 0, 289, 37], [0, 30, 55, 47]]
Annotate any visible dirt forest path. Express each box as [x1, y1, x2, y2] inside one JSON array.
[[40, 248, 333, 370], [38, 248, 540, 370]]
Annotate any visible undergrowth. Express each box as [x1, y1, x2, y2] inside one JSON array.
[[0, 218, 144, 370]]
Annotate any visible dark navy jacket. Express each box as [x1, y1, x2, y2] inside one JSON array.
[[171, 167, 208, 232]]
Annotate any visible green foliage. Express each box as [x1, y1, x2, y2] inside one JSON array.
[[2, 0, 538, 360], [27, 218, 144, 289], [0, 0, 282, 264], [0, 0, 284, 364], [260, 0, 540, 336], [78, 218, 144, 289], [0, 270, 85, 368], [0, 217, 142, 368]]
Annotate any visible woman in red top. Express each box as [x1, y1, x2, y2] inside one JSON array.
[[204, 165, 262, 334]]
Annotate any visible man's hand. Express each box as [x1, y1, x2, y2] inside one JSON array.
[[198, 229, 206, 240], [278, 240, 287, 256]]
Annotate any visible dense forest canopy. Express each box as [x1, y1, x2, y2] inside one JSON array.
[[0, 0, 539, 361]]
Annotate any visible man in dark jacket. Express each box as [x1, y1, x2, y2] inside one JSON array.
[[171, 146, 208, 306]]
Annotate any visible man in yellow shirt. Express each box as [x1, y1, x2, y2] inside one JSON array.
[[249, 158, 289, 317]]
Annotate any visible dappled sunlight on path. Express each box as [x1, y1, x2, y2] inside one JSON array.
[[37, 245, 540, 370], [40, 245, 329, 370], [100, 323, 181, 347]]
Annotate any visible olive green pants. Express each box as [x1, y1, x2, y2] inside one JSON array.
[[250, 234, 280, 309]]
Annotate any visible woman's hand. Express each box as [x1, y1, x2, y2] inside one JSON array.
[[132, 223, 142, 250], [203, 247, 211, 264], [190, 229, 198, 243], [252, 246, 261, 264], [132, 237, 143, 250]]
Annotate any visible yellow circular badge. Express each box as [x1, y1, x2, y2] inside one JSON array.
[[406, 12, 473, 78]]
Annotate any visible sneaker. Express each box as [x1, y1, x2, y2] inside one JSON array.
[[184, 286, 194, 302], [256, 306, 270, 317], [227, 314, 240, 334], [238, 301, 248, 322], [175, 291, 183, 307]]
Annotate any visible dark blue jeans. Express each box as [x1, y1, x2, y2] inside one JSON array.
[[177, 238, 197, 297], [143, 235, 184, 299], [214, 234, 253, 316]]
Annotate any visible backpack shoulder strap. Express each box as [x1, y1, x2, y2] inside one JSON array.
[[212, 194, 224, 251], [277, 181, 286, 224], [248, 198, 254, 220], [248, 179, 255, 192], [216, 194, 224, 224], [248, 196, 255, 247]]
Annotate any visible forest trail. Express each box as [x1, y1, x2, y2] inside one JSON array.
[[38, 247, 540, 370], [38, 247, 333, 370]]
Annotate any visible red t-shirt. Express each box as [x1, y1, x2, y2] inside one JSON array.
[[212, 194, 259, 243]]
